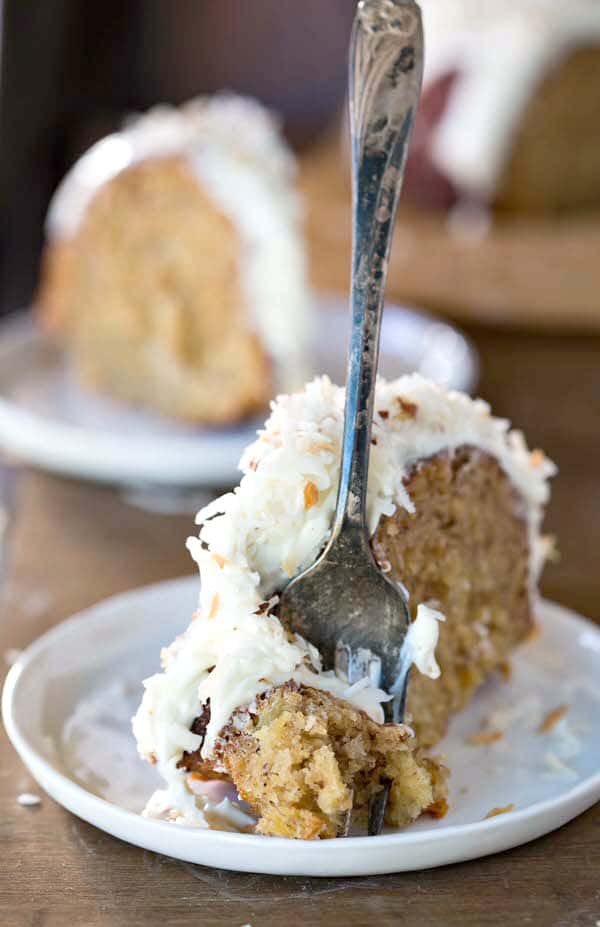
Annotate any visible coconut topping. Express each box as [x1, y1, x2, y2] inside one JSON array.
[[133, 374, 555, 825]]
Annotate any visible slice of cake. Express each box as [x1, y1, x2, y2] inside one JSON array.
[[405, 0, 600, 213], [36, 94, 313, 424], [132, 374, 555, 838]]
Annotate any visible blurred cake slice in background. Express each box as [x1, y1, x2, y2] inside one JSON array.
[[407, 0, 600, 214], [36, 94, 313, 425]]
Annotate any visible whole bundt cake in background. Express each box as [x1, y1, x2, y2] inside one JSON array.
[[36, 94, 313, 425], [405, 0, 600, 214]]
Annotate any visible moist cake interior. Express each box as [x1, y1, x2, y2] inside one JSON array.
[[40, 157, 272, 424], [177, 446, 532, 836], [181, 684, 447, 840]]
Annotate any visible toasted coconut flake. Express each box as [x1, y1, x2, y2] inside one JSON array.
[[304, 481, 319, 510], [498, 661, 512, 681], [467, 728, 503, 746], [397, 398, 418, 419], [212, 553, 229, 569], [261, 433, 282, 447], [282, 557, 296, 577], [542, 534, 560, 563], [208, 594, 220, 620], [485, 804, 514, 819], [538, 704, 569, 734], [531, 449, 546, 468]]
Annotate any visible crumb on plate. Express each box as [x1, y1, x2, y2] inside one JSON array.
[[538, 704, 569, 734], [484, 804, 515, 819], [467, 729, 504, 746], [17, 793, 41, 808]]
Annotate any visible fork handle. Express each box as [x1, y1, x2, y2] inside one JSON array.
[[332, 0, 423, 545]]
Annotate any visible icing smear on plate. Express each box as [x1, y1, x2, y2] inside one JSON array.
[[133, 374, 554, 827]]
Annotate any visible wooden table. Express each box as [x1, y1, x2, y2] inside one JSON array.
[[1, 324, 599, 927]]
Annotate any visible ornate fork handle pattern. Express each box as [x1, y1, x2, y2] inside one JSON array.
[[333, 0, 424, 544]]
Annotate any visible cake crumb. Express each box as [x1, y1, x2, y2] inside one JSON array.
[[538, 704, 569, 734], [485, 804, 514, 819], [425, 797, 449, 819], [524, 623, 542, 643], [17, 793, 41, 808], [467, 729, 504, 746]]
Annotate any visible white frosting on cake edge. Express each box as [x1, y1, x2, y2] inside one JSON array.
[[46, 94, 313, 390], [132, 373, 555, 827], [419, 0, 600, 199], [404, 604, 446, 680]]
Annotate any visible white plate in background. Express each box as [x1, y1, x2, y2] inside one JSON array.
[[3, 577, 599, 877], [0, 297, 477, 487]]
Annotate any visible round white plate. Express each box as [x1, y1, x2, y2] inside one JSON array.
[[0, 298, 477, 488], [3, 577, 599, 877]]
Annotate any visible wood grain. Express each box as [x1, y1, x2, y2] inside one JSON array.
[[1, 330, 599, 925], [300, 141, 600, 331]]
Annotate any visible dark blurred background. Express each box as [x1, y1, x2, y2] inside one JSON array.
[[0, 0, 355, 315]]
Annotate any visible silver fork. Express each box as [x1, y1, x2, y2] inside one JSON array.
[[278, 0, 424, 837]]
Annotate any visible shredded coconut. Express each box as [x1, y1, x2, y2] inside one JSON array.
[[403, 604, 446, 680], [17, 793, 41, 807], [133, 374, 554, 825]]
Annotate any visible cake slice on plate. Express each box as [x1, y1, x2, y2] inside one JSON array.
[[133, 375, 554, 838], [37, 94, 312, 424]]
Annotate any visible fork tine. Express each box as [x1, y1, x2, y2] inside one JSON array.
[[368, 779, 391, 836], [338, 794, 354, 837]]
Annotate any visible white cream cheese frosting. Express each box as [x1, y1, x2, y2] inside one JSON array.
[[46, 93, 313, 389], [133, 373, 555, 826], [404, 604, 446, 680], [419, 0, 600, 200]]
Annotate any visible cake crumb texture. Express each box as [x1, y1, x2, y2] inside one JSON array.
[[374, 447, 532, 748], [39, 157, 272, 424], [184, 684, 447, 840]]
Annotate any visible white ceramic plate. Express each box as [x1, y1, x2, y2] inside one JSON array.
[[0, 298, 477, 488], [3, 577, 599, 877]]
